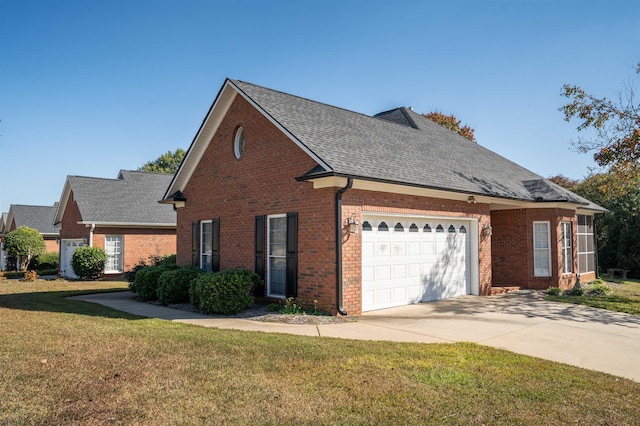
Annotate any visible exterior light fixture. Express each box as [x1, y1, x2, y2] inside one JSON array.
[[467, 196, 477, 204], [483, 224, 493, 236], [347, 213, 360, 234]]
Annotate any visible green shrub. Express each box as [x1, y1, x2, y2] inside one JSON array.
[[37, 268, 59, 276], [587, 282, 611, 296], [564, 286, 584, 296], [134, 264, 180, 302], [71, 246, 108, 280], [126, 254, 177, 286], [157, 267, 204, 306], [546, 287, 562, 296], [190, 268, 260, 315], [33, 251, 59, 271]]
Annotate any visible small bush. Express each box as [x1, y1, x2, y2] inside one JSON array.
[[191, 268, 260, 315], [72, 246, 108, 280], [587, 282, 611, 296], [34, 251, 59, 271], [157, 267, 204, 306], [22, 270, 38, 282], [37, 268, 58, 276], [134, 264, 180, 302], [564, 286, 584, 296], [546, 287, 562, 296]]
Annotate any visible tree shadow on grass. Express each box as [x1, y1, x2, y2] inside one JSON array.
[[0, 289, 144, 320]]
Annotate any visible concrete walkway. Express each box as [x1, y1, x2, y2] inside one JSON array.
[[71, 291, 640, 382]]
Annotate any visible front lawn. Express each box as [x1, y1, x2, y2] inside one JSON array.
[[545, 279, 640, 316], [1, 280, 639, 425]]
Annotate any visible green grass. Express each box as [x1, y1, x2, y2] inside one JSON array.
[[1, 280, 639, 425], [545, 279, 640, 315]]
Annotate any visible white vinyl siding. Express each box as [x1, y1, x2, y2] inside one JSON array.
[[533, 221, 551, 277], [267, 214, 287, 297], [200, 221, 212, 272], [561, 222, 572, 274], [105, 235, 123, 273], [577, 214, 596, 274]]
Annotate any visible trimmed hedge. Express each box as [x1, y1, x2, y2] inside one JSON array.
[[157, 267, 204, 306], [190, 268, 261, 315], [72, 246, 108, 280], [133, 264, 180, 302]]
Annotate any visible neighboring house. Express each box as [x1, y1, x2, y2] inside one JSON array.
[[161, 79, 605, 315], [0, 212, 8, 270], [54, 170, 177, 278], [1, 204, 61, 270]]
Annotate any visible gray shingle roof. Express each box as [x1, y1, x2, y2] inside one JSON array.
[[230, 79, 601, 208], [68, 170, 176, 224], [9, 204, 60, 235]]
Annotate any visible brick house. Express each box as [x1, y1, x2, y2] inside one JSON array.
[[54, 170, 177, 278], [161, 79, 605, 315], [0, 204, 61, 270]]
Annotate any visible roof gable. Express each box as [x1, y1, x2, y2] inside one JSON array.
[[55, 170, 176, 226], [6, 204, 60, 235], [164, 79, 603, 210]]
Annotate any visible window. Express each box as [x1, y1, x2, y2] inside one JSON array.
[[234, 127, 245, 159], [394, 223, 404, 232], [436, 225, 444, 232], [268, 215, 287, 297], [561, 222, 572, 274], [459, 226, 467, 233], [362, 221, 372, 231], [423, 224, 432, 232], [409, 223, 419, 232], [577, 214, 595, 274], [378, 222, 389, 231], [533, 221, 551, 277], [448, 225, 456, 233], [104, 235, 123, 273], [201, 220, 213, 271]]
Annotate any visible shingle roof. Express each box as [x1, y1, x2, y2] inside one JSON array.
[[8, 204, 60, 235], [230, 79, 601, 208], [67, 170, 176, 225]]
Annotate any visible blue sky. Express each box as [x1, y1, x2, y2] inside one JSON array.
[[1, 0, 638, 215]]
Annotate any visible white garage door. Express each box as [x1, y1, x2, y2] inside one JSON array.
[[60, 239, 86, 279], [362, 215, 474, 312]]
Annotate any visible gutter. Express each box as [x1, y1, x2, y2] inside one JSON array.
[[335, 178, 353, 316]]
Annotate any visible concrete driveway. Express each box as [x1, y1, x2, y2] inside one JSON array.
[[72, 291, 640, 382]]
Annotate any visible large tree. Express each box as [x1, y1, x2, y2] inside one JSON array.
[[422, 112, 476, 142], [139, 148, 186, 174], [3, 226, 46, 271], [560, 62, 640, 172]]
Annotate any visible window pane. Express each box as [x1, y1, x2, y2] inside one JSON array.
[[587, 253, 595, 273], [269, 257, 286, 296], [201, 222, 212, 271], [587, 235, 595, 252], [269, 216, 286, 256]]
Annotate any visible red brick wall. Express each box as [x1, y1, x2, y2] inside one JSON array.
[[340, 191, 493, 314], [91, 228, 176, 273], [44, 238, 59, 254], [176, 94, 337, 312], [59, 191, 89, 241], [491, 208, 579, 290]]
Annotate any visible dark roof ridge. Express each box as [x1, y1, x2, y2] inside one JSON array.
[[231, 79, 378, 122]]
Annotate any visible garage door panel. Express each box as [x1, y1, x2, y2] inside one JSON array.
[[363, 216, 472, 312]]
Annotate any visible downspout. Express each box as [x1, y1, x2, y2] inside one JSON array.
[[336, 178, 353, 316], [594, 217, 600, 279], [89, 223, 95, 247]]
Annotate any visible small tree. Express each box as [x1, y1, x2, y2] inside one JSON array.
[[423, 112, 476, 142], [71, 246, 108, 280], [138, 148, 185, 174], [3, 226, 46, 271]]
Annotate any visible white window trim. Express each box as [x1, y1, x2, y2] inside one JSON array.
[[533, 221, 552, 277], [200, 220, 212, 271], [234, 127, 245, 159], [561, 222, 572, 275], [267, 213, 286, 298], [104, 235, 124, 273], [577, 214, 595, 274]]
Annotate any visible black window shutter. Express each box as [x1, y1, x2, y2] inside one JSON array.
[[255, 215, 266, 297], [191, 221, 199, 267], [286, 212, 298, 298], [212, 218, 220, 272]]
